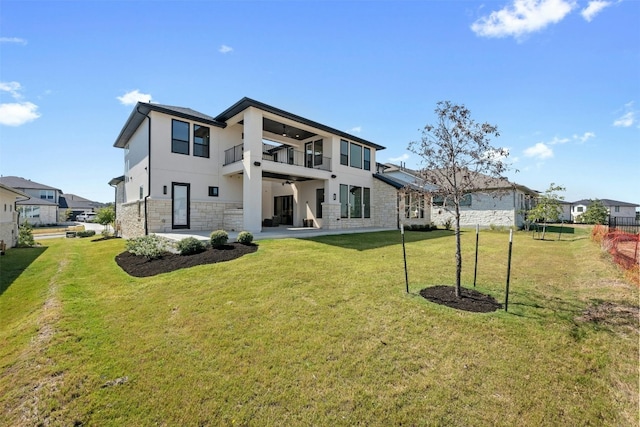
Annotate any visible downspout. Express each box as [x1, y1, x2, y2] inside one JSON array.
[[136, 104, 152, 236]]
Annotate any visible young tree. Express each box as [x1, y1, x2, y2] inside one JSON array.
[[409, 101, 508, 298], [579, 199, 608, 224], [527, 183, 565, 239], [95, 205, 116, 235]]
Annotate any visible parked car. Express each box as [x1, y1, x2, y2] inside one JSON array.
[[76, 212, 96, 222]]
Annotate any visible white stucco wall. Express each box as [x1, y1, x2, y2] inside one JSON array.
[[0, 188, 21, 247]]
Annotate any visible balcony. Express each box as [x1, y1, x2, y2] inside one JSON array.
[[224, 143, 331, 172]]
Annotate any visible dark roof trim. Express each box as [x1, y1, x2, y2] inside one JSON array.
[[109, 175, 125, 186], [215, 97, 385, 151], [114, 102, 226, 148]]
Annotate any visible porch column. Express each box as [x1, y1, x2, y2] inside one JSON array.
[[242, 107, 263, 233]]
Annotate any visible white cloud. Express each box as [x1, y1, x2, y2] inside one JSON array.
[[219, 45, 233, 54], [581, 1, 611, 22], [613, 112, 635, 127], [471, 0, 576, 39], [0, 81, 24, 99], [0, 37, 27, 45], [117, 89, 152, 106], [348, 126, 362, 133], [524, 142, 554, 159], [613, 101, 638, 127], [574, 131, 595, 143], [548, 136, 571, 145], [0, 102, 40, 126], [0, 81, 41, 126], [388, 153, 410, 163]]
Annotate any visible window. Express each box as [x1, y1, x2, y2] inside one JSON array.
[[172, 182, 190, 229], [340, 184, 348, 218], [39, 190, 54, 200], [363, 147, 371, 171], [316, 188, 324, 218], [194, 125, 210, 158], [405, 193, 425, 218], [172, 119, 189, 155], [614, 206, 620, 213], [433, 194, 471, 207], [139, 185, 144, 200], [363, 187, 370, 218], [350, 186, 362, 218], [350, 143, 362, 169], [576, 206, 584, 213], [340, 140, 349, 166], [208, 186, 219, 197], [19, 206, 40, 218], [306, 139, 323, 168]]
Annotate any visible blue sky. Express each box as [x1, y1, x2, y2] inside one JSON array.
[[1, 0, 638, 206]]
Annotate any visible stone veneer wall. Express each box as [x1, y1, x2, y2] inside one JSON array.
[[373, 179, 399, 229], [119, 201, 146, 239], [223, 208, 243, 231], [0, 218, 18, 248], [430, 192, 517, 228], [118, 197, 242, 239]]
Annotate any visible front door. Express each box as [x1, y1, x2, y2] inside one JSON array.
[[172, 182, 190, 229], [274, 195, 293, 225]]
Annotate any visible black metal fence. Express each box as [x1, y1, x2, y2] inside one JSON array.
[[608, 216, 640, 234]]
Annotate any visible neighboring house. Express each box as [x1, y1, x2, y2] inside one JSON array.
[[571, 199, 639, 223], [59, 193, 105, 221], [373, 163, 438, 228], [0, 182, 29, 248], [111, 98, 391, 238], [375, 164, 538, 229], [0, 176, 62, 225]]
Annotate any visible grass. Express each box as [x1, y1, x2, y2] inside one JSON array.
[[0, 229, 638, 426]]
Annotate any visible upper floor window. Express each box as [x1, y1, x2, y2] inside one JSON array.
[[350, 143, 362, 169], [363, 147, 371, 171], [172, 119, 189, 155], [340, 140, 349, 166], [39, 190, 54, 200], [576, 206, 584, 212], [194, 125, 210, 158], [614, 206, 620, 212]]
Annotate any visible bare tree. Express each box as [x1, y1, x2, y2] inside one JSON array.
[[409, 101, 508, 297]]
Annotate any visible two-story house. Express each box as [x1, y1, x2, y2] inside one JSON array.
[[0, 176, 62, 225], [0, 182, 29, 248], [111, 98, 392, 239]]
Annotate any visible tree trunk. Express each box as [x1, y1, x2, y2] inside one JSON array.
[[455, 207, 462, 298]]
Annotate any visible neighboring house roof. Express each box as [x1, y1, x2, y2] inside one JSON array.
[[0, 182, 29, 199], [16, 198, 58, 206], [59, 194, 104, 210], [109, 175, 125, 186], [376, 163, 537, 195], [571, 199, 639, 208], [114, 98, 386, 151], [0, 176, 62, 193]]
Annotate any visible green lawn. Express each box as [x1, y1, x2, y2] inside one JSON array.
[[1, 229, 638, 426]]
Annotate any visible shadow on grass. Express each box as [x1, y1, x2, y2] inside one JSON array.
[[304, 229, 455, 251], [505, 289, 585, 323], [0, 246, 48, 297]]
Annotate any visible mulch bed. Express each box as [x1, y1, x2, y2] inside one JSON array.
[[420, 285, 502, 313], [115, 243, 258, 277]]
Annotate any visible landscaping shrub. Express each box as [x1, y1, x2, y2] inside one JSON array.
[[210, 230, 229, 248], [17, 221, 35, 247], [77, 230, 96, 238], [237, 231, 254, 245], [125, 234, 169, 259], [176, 237, 206, 255]]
